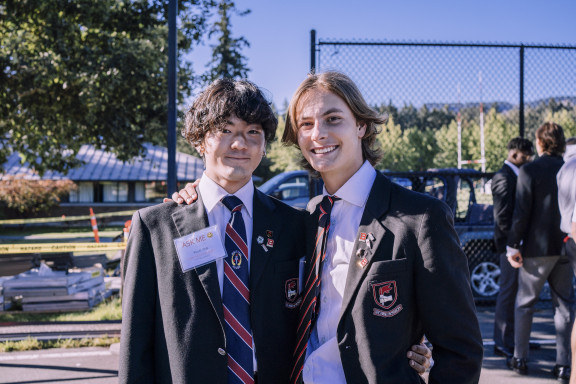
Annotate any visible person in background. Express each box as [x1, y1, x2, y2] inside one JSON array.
[[506, 122, 574, 382], [491, 137, 534, 361], [557, 136, 576, 384]]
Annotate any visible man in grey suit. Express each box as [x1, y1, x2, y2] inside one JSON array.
[[506, 122, 574, 381], [282, 71, 483, 383], [491, 137, 534, 360]]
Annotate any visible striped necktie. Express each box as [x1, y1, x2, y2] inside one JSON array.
[[290, 195, 339, 383], [222, 195, 254, 384]]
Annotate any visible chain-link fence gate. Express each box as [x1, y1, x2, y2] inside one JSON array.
[[310, 30, 576, 140]]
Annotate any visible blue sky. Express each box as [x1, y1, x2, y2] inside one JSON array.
[[190, 0, 576, 107]]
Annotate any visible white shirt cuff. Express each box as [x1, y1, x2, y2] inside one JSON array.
[[506, 246, 519, 258]]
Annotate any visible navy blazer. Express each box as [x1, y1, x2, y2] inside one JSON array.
[[492, 163, 518, 253], [119, 188, 308, 384], [306, 172, 484, 383]]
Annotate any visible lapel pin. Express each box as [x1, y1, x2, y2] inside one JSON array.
[[266, 230, 273, 238], [366, 239, 373, 249], [358, 257, 369, 268], [359, 232, 367, 241], [368, 233, 376, 241], [356, 248, 365, 258], [257, 236, 264, 245], [267, 238, 274, 248]]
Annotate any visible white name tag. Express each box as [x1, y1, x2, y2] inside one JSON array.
[[174, 225, 226, 272]]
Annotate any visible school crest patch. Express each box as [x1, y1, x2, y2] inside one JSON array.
[[371, 280, 403, 318], [284, 278, 301, 309]]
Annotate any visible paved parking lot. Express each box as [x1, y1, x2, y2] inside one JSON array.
[[0, 305, 568, 383]]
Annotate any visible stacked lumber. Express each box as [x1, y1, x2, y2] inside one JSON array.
[[2, 265, 108, 312]]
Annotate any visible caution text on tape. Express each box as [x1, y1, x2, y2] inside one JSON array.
[[0, 243, 126, 254]]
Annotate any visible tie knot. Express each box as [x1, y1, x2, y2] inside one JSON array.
[[321, 195, 339, 211], [222, 195, 243, 212], [318, 195, 339, 228]]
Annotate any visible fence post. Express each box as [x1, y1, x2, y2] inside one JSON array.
[[519, 45, 525, 138], [310, 29, 316, 74]]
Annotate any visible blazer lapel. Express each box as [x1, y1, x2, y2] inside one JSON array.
[[250, 189, 281, 290], [340, 173, 392, 318], [171, 193, 225, 327]]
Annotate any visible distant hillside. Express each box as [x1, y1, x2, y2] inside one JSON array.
[[424, 95, 576, 113]]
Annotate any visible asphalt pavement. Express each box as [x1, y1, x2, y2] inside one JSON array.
[[0, 305, 568, 383]]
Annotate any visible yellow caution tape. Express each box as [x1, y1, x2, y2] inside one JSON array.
[[0, 243, 126, 254], [0, 210, 136, 225]]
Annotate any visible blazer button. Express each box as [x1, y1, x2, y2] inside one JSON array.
[[218, 348, 226, 356]]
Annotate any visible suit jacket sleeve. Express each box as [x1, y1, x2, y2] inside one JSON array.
[[491, 171, 514, 236], [507, 166, 533, 249], [416, 201, 484, 383], [119, 211, 158, 383]]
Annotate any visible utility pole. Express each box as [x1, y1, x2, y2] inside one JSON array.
[[167, 0, 178, 195]]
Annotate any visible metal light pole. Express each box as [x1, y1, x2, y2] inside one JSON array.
[[167, 0, 178, 195]]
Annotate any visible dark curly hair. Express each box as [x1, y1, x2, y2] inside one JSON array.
[[507, 137, 534, 155], [282, 71, 387, 173], [183, 78, 277, 146], [536, 122, 565, 156]]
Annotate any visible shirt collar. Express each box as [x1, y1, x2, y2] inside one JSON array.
[[198, 173, 254, 218], [323, 161, 376, 208], [504, 160, 520, 176]]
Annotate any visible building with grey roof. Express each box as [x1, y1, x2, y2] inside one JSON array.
[[1, 143, 204, 213]]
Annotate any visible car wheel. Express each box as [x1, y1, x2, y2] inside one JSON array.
[[469, 259, 501, 300]]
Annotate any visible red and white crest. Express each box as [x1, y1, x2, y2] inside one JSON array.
[[285, 278, 298, 303], [372, 281, 397, 309]]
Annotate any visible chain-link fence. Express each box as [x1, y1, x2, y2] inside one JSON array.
[[311, 30, 576, 140]]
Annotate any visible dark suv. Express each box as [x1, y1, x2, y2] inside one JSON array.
[[260, 169, 500, 302]]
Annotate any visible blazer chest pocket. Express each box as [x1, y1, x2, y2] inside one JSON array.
[[367, 258, 407, 276]]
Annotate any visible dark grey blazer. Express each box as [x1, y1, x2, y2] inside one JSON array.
[[507, 154, 565, 258], [307, 172, 483, 384], [119, 188, 308, 384], [492, 163, 518, 253]]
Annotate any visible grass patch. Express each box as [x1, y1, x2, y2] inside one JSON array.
[[0, 336, 120, 352], [0, 296, 122, 322]]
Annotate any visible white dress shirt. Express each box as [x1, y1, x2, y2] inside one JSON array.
[[504, 159, 520, 176], [197, 173, 257, 369], [303, 161, 376, 384]]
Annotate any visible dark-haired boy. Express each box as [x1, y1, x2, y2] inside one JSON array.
[[119, 78, 307, 384]]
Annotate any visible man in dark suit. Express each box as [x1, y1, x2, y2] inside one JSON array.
[[506, 122, 574, 380], [282, 71, 484, 383], [119, 79, 308, 384], [491, 137, 534, 359]]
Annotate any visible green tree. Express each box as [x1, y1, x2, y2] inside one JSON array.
[[202, 0, 250, 82], [266, 117, 302, 174], [377, 115, 404, 170], [0, 0, 238, 175]]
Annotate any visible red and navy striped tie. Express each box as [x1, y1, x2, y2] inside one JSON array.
[[222, 195, 254, 384], [290, 195, 339, 384]]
